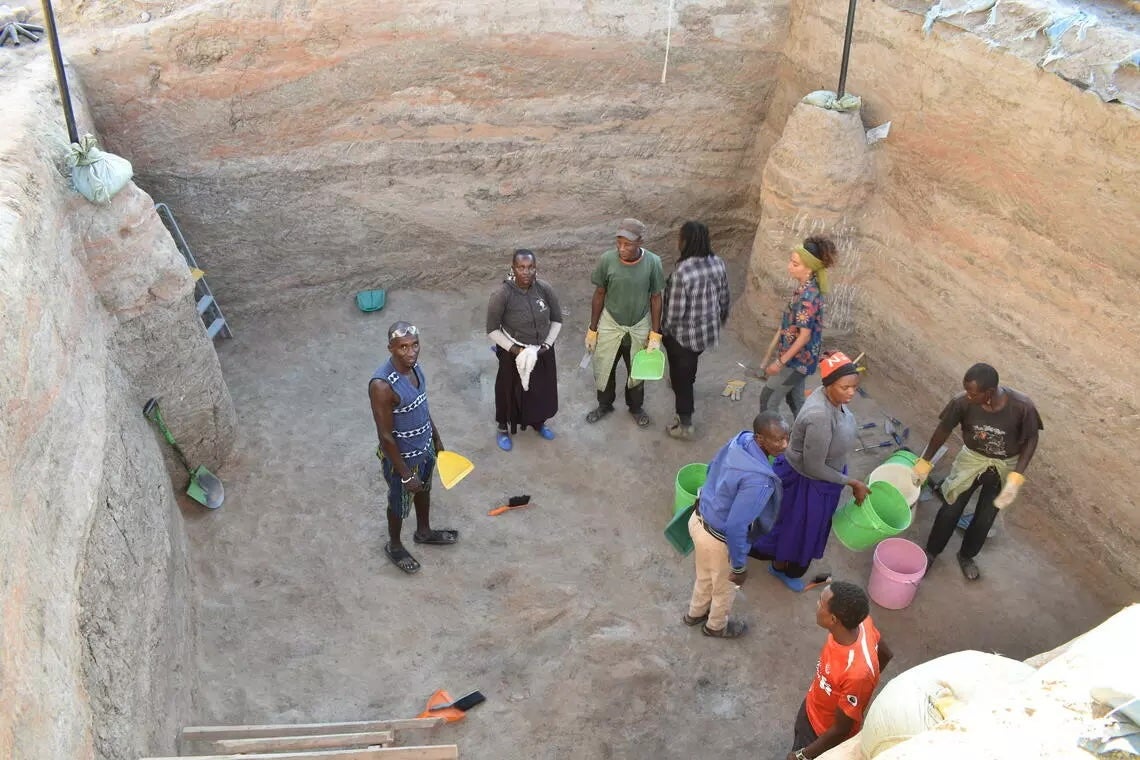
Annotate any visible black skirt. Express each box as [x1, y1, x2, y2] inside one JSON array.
[[495, 346, 558, 431]]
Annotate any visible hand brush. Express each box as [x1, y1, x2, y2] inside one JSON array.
[[488, 495, 533, 517]]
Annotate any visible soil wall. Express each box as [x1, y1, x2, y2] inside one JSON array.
[[61, 0, 790, 316], [0, 55, 235, 759], [743, 0, 1140, 593]]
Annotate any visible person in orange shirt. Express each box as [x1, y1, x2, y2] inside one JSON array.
[[786, 581, 894, 760]]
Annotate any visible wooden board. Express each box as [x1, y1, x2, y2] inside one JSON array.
[[209, 730, 394, 753], [182, 718, 445, 741], [143, 745, 458, 760]]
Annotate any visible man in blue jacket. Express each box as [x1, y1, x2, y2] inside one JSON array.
[[684, 411, 789, 638]]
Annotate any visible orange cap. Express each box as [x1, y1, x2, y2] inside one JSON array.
[[819, 352, 856, 384]]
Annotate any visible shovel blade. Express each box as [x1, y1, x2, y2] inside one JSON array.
[[190, 466, 225, 509]]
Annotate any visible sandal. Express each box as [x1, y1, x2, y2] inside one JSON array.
[[496, 431, 512, 451], [682, 612, 708, 626], [384, 542, 421, 575], [702, 620, 747, 638], [631, 409, 652, 428], [957, 553, 980, 581], [536, 425, 555, 440], [586, 406, 614, 424], [413, 529, 459, 545]]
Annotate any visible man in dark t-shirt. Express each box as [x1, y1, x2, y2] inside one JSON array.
[[910, 363, 1043, 581]]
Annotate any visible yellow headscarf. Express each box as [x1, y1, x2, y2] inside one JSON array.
[[795, 245, 830, 294]]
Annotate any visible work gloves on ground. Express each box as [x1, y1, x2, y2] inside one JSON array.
[[994, 471, 1025, 510], [911, 457, 933, 486], [722, 380, 747, 401], [646, 331, 663, 352], [585, 328, 598, 353]]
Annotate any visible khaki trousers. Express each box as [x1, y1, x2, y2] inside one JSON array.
[[687, 511, 737, 631]]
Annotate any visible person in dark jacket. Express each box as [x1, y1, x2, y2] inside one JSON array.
[[486, 249, 563, 451]]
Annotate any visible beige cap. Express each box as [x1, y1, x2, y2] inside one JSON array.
[[615, 218, 646, 241]]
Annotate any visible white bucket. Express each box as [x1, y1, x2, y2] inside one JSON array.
[[867, 462, 920, 507]]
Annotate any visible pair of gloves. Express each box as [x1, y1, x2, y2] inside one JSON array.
[[722, 380, 747, 401], [584, 329, 662, 353], [911, 458, 1025, 510]]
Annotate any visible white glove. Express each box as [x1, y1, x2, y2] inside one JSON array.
[[993, 472, 1025, 510], [515, 345, 539, 391]]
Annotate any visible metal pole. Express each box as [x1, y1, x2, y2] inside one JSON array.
[[40, 0, 79, 143], [836, 0, 859, 98]]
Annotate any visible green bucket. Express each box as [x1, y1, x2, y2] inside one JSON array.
[[674, 463, 707, 514], [832, 481, 912, 552], [884, 449, 919, 468]]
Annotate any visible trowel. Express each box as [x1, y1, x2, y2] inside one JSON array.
[[143, 397, 225, 509]]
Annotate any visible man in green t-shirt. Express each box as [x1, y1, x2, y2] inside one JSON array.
[[584, 218, 665, 427]]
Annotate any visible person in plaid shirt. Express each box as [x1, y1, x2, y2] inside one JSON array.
[[662, 221, 731, 439]]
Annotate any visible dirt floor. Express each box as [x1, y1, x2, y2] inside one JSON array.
[[180, 286, 1118, 759]]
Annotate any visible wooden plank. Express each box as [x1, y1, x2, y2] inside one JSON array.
[[142, 745, 458, 760], [209, 730, 394, 753], [182, 718, 445, 741]]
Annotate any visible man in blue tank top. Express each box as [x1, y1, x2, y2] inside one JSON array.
[[368, 321, 458, 574]]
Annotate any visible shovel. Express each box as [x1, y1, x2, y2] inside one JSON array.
[[143, 398, 225, 509]]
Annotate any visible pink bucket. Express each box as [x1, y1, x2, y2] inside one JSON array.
[[868, 538, 927, 610]]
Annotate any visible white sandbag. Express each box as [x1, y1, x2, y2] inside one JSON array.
[[860, 651, 1034, 758], [67, 134, 133, 204], [817, 736, 864, 759], [801, 89, 862, 112]]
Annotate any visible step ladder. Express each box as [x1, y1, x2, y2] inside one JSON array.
[[141, 716, 459, 759], [154, 202, 233, 340]]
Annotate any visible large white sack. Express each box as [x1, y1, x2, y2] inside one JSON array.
[[860, 650, 1034, 758]]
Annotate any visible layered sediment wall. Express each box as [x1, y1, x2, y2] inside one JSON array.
[[0, 56, 235, 760]]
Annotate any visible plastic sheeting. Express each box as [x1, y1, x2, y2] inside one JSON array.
[[917, 0, 1138, 108], [1041, 10, 1098, 67], [922, 0, 997, 35]]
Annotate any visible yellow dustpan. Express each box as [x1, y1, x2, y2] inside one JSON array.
[[437, 450, 474, 490]]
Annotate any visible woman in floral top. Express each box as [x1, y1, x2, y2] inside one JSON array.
[[758, 237, 837, 416]]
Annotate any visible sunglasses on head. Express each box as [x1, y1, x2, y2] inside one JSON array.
[[389, 325, 419, 339]]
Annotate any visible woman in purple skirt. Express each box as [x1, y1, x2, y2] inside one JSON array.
[[750, 351, 870, 590]]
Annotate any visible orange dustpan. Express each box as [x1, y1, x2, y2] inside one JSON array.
[[418, 690, 467, 723]]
